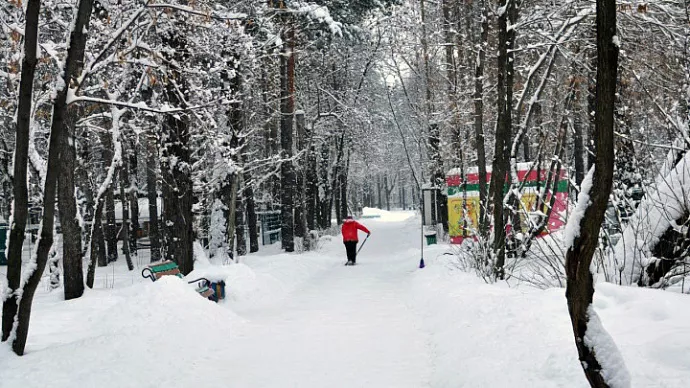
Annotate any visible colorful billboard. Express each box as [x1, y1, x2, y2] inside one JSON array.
[[446, 163, 568, 244]]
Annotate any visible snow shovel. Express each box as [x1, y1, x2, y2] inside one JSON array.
[[356, 234, 370, 255]]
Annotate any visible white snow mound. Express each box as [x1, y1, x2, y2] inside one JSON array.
[[96, 275, 238, 333], [361, 207, 415, 222]]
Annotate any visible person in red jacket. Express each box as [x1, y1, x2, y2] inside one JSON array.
[[341, 215, 370, 265]]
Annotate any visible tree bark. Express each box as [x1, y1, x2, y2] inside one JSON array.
[[222, 175, 238, 260], [280, 19, 296, 252], [119, 158, 134, 271], [401, 181, 407, 209], [77, 134, 95, 259], [294, 111, 306, 238], [9, 0, 95, 356], [384, 175, 391, 211], [339, 150, 350, 218], [334, 165, 341, 224], [86, 199, 106, 288], [160, 127, 194, 275], [146, 130, 161, 262], [490, 0, 515, 279], [58, 116, 84, 300], [104, 168, 118, 263], [574, 97, 586, 189], [565, 0, 620, 384], [1, 0, 41, 342], [160, 27, 194, 275], [305, 126, 318, 232], [377, 175, 382, 209], [235, 180, 247, 257], [128, 143, 139, 254], [245, 173, 259, 253], [443, 0, 461, 167], [318, 141, 330, 229], [587, 55, 597, 170]]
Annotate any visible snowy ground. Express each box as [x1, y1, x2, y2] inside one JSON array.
[[2, 209, 689, 387]]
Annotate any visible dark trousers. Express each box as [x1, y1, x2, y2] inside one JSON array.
[[344, 241, 358, 263]]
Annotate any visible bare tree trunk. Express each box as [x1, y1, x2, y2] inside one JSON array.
[[565, 0, 623, 385], [318, 141, 330, 229], [160, 27, 193, 275], [128, 143, 139, 254], [377, 175, 382, 209], [331, 133, 346, 225], [77, 135, 95, 259], [420, 0, 446, 231], [96, 129, 117, 264], [161, 128, 194, 275], [97, 129, 117, 264], [1, 0, 40, 342], [87, 199, 106, 287], [574, 97, 586, 188], [225, 54, 246, 258], [146, 130, 161, 262], [334, 179, 341, 222], [222, 175, 239, 259], [401, 181, 407, 209], [279, 18, 296, 252], [262, 54, 281, 202], [339, 150, 350, 219], [9, 0, 95, 355], [490, 0, 512, 279], [384, 175, 391, 211], [104, 180, 118, 263], [235, 180, 247, 257], [58, 116, 84, 300], [245, 173, 259, 253], [119, 158, 134, 270], [443, 0, 460, 167], [334, 160, 341, 224], [305, 128, 318, 232], [294, 111, 306, 238], [95, 200, 108, 267], [587, 55, 597, 170]]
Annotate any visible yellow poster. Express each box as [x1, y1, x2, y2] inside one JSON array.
[[448, 192, 544, 239], [448, 196, 480, 237]]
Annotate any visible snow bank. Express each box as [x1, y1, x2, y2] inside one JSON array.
[[1, 276, 239, 388], [612, 151, 690, 285], [410, 252, 690, 387], [361, 207, 415, 222], [95, 276, 238, 332]]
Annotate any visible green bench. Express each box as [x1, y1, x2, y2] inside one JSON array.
[[142, 261, 215, 299]]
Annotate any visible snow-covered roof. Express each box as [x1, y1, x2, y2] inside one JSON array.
[[446, 162, 535, 177]]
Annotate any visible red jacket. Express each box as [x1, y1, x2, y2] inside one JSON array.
[[341, 219, 370, 242]]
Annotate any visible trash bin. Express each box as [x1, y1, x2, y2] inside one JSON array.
[[209, 280, 226, 302], [424, 231, 437, 245], [0, 223, 7, 265]]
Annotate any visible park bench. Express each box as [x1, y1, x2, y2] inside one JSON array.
[[142, 260, 215, 300]]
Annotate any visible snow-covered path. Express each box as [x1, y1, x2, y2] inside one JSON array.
[[224, 217, 432, 387], [3, 209, 690, 388]]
